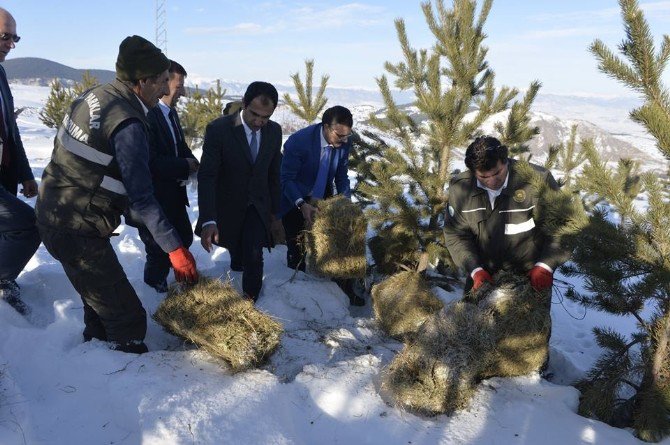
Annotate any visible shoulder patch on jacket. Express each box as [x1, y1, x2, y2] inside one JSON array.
[[450, 170, 472, 185]]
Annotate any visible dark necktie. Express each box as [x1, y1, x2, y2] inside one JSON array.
[[0, 101, 10, 168], [167, 108, 183, 154], [249, 130, 258, 163], [312, 146, 333, 199]]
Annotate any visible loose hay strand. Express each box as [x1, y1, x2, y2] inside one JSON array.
[[153, 277, 283, 373]]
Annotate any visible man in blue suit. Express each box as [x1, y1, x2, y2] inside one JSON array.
[[280, 105, 353, 271], [0, 8, 40, 314]]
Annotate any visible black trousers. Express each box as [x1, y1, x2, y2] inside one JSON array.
[[39, 226, 147, 344], [228, 206, 267, 298], [138, 205, 193, 286], [0, 182, 40, 280], [282, 206, 306, 271]]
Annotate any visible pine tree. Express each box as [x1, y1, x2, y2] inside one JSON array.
[[39, 71, 99, 129], [562, 0, 670, 441], [495, 81, 541, 160], [39, 78, 71, 129], [181, 80, 227, 149], [358, 0, 539, 275], [544, 125, 588, 187], [283, 59, 329, 124]]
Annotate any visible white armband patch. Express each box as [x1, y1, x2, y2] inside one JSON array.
[[504, 218, 535, 235]]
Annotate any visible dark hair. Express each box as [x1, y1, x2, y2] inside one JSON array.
[[242, 81, 278, 108], [168, 60, 187, 77], [223, 100, 243, 116], [321, 105, 353, 127], [464, 136, 508, 172]]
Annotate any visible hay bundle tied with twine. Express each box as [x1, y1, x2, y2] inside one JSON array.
[[305, 195, 367, 278], [470, 270, 552, 378], [153, 277, 283, 373], [371, 271, 443, 340], [381, 302, 496, 415]]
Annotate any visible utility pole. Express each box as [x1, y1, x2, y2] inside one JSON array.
[[155, 0, 167, 55]]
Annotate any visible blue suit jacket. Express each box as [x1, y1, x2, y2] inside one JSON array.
[[280, 123, 351, 217]]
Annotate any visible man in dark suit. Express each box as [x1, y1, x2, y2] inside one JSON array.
[[279, 106, 363, 305], [0, 7, 40, 314], [138, 60, 199, 292], [196, 81, 282, 301]]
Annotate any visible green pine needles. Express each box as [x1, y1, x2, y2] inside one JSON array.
[[283, 59, 329, 124], [358, 0, 540, 275], [39, 71, 99, 129], [180, 80, 226, 150], [562, 0, 670, 441]]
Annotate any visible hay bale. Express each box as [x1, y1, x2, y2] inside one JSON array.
[[306, 196, 366, 278], [381, 302, 495, 415], [475, 271, 552, 378], [153, 277, 283, 372], [371, 271, 443, 340]]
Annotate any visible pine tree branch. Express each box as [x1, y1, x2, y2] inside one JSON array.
[[621, 378, 642, 391], [588, 336, 643, 383]]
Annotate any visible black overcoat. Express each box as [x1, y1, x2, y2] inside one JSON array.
[[195, 112, 282, 249]]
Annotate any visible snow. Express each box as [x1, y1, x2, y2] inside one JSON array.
[[0, 86, 665, 445]]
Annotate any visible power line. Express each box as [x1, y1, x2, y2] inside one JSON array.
[[155, 0, 167, 55]]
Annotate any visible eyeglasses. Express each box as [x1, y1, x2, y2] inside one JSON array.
[[327, 124, 352, 141], [0, 33, 20, 43]]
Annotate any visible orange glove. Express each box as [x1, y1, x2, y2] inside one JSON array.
[[528, 266, 553, 291], [169, 246, 198, 284], [472, 269, 493, 290]]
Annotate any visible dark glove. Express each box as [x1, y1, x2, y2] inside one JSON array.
[[169, 246, 198, 284], [472, 269, 493, 290], [528, 266, 553, 291]]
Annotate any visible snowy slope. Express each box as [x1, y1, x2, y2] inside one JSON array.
[[0, 85, 665, 444]]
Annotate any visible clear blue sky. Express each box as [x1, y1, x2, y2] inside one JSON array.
[[3, 0, 670, 97]]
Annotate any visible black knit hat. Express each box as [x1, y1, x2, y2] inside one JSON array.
[[115, 35, 170, 81]]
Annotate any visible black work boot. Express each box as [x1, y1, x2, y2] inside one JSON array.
[[0, 279, 30, 315], [111, 340, 149, 354]]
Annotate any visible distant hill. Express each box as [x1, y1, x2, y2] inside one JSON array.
[[1, 57, 116, 85], [0, 57, 415, 106]]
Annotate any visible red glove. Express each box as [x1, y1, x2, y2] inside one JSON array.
[[528, 266, 553, 291], [169, 246, 198, 284], [472, 269, 493, 290]]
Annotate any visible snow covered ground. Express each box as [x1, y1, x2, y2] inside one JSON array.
[[0, 84, 665, 444]]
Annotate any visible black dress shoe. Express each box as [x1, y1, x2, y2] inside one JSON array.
[[147, 280, 168, 293], [112, 341, 149, 354], [286, 254, 305, 272], [349, 294, 366, 307], [230, 262, 244, 272], [333, 278, 365, 307]]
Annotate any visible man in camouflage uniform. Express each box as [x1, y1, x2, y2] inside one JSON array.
[[444, 136, 567, 294], [36, 36, 198, 353]]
